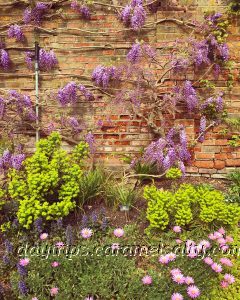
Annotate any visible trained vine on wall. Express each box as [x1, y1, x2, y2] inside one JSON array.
[[0, 0, 239, 177]]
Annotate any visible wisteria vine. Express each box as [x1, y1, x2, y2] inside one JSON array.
[[0, 1, 238, 177]]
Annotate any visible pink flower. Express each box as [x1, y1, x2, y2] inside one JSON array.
[[220, 245, 229, 252], [113, 228, 124, 238], [224, 274, 235, 284], [142, 275, 152, 285], [51, 261, 59, 268], [220, 258, 233, 267], [159, 255, 170, 264], [19, 258, 29, 266], [170, 268, 182, 276], [81, 228, 93, 239], [176, 239, 182, 244], [172, 273, 185, 284], [218, 227, 225, 235], [217, 238, 226, 245], [185, 276, 194, 285], [187, 285, 200, 298], [188, 252, 198, 259], [208, 233, 217, 240], [225, 236, 233, 243], [32, 298, 38, 300], [199, 240, 211, 249], [171, 293, 183, 300], [203, 257, 213, 265], [211, 263, 222, 273], [213, 231, 222, 239], [111, 243, 120, 250], [166, 252, 176, 262], [186, 240, 195, 247], [40, 233, 48, 240], [220, 280, 229, 288], [173, 226, 181, 233], [50, 287, 59, 296], [55, 241, 64, 249]]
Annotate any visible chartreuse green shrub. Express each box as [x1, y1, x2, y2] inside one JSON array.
[[144, 184, 240, 232], [165, 167, 182, 179], [7, 132, 89, 229]]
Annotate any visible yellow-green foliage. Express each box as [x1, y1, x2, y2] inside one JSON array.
[[7, 132, 89, 229], [144, 184, 240, 231], [0, 188, 5, 210], [165, 167, 182, 179]]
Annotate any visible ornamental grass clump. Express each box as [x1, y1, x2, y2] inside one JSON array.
[[144, 184, 240, 232], [6, 132, 89, 228]]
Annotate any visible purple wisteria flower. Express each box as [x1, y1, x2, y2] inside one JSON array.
[[120, 5, 132, 25], [11, 154, 26, 170], [39, 49, 57, 71], [57, 82, 93, 105], [127, 43, 141, 63], [198, 115, 206, 142], [23, 2, 49, 25], [85, 132, 96, 154], [131, 5, 146, 31], [57, 82, 78, 105], [0, 49, 10, 70], [142, 44, 156, 59], [183, 81, 198, 112], [201, 94, 224, 113], [68, 117, 82, 133], [191, 39, 210, 67], [79, 84, 94, 101], [25, 51, 34, 69], [171, 56, 189, 72], [71, 1, 91, 19], [218, 43, 229, 61], [8, 90, 36, 120], [120, 1, 146, 30], [92, 65, 118, 88], [8, 25, 24, 41]]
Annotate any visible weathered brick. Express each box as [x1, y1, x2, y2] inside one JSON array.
[[194, 161, 214, 169]]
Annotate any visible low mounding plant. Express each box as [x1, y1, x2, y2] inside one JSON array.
[[105, 183, 139, 208], [5, 132, 89, 229], [225, 169, 240, 203], [77, 167, 108, 206], [144, 184, 240, 232]]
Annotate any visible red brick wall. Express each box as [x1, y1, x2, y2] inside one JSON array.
[[0, 0, 239, 177]]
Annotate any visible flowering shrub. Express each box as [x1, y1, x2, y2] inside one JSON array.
[[144, 184, 240, 232], [5, 132, 89, 228]]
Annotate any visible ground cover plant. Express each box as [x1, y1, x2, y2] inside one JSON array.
[[0, 0, 239, 299]]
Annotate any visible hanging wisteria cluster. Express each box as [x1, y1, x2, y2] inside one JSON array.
[[132, 127, 191, 174], [23, 2, 49, 25], [57, 82, 94, 106], [25, 49, 57, 71], [0, 90, 36, 121], [0, 46, 10, 70], [120, 0, 146, 31], [0, 149, 25, 172], [70, 0, 91, 19]]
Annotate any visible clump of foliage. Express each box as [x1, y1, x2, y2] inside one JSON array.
[[165, 167, 182, 179], [144, 184, 240, 232], [105, 183, 139, 208], [77, 167, 108, 206], [5, 132, 89, 229], [225, 169, 240, 203]]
